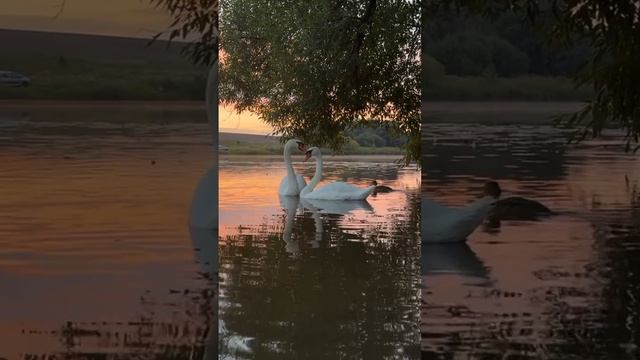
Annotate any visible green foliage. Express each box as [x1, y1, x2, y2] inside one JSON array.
[[424, 5, 587, 77], [219, 0, 421, 164], [428, 0, 640, 150], [429, 33, 492, 76], [426, 31, 530, 77], [149, 0, 420, 164], [422, 54, 445, 85], [354, 132, 386, 147], [347, 121, 408, 147], [486, 36, 530, 76], [149, 0, 219, 66]]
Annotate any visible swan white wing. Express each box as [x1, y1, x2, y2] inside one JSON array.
[[422, 196, 496, 243], [279, 175, 299, 196], [303, 181, 376, 200]]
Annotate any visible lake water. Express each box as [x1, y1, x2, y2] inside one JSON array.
[[0, 102, 216, 359], [219, 155, 421, 359], [422, 120, 640, 359]]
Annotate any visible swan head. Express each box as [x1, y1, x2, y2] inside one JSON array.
[[483, 181, 502, 199], [285, 138, 306, 152], [304, 147, 321, 161]]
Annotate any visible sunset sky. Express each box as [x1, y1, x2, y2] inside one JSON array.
[[0, 0, 171, 38], [1, 0, 272, 134]]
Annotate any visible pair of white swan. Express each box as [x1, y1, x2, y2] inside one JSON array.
[[278, 140, 376, 201]]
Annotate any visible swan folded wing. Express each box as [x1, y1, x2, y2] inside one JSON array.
[[303, 182, 376, 200], [279, 176, 297, 196]]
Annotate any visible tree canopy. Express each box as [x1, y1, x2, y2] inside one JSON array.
[[426, 0, 640, 149], [151, 0, 421, 164], [219, 0, 421, 163]]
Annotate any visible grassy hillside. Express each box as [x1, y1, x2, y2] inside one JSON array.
[[0, 29, 188, 65], [0, 55, 206, 100], [219, 133, 403, 155], [0, 29, 206, 101]]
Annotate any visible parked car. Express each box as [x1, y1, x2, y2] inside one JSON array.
[[0, 71, 30, 87]]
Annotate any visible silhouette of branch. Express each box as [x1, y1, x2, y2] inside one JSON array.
[[53, 0, 67, 19]]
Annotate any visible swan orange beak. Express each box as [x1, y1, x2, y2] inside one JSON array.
[[304, 151, 312, 161], [296, 141, 306, 151]]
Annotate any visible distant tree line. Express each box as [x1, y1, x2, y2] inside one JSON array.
[[346, 121, 407, 148], [424, 9, 591, 78]]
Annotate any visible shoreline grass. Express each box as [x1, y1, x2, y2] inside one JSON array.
[[221, 140, 403, 156]]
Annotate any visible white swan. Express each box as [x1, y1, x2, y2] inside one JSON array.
[[278, 139, 307, 196], [300, 147, 376, 201], [422, 182, 501, 243]]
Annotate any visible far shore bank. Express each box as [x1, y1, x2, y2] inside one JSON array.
[[0, 99, 205, 110], [0, 99, 588, 127], [423, 101, 585, 124], [219, 153, 407, 162]]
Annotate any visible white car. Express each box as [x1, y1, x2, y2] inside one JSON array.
[[0, 71, 30, 87]]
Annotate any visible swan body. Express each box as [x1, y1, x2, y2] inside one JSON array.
[[278, 139, 307, 196], [300, 147, 376, 201], [422, 195, 497, 244], [304, 181, 376, 200]]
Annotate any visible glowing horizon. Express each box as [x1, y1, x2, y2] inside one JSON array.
[[219, 104, 273, 135], [0, 0, 171, 38]]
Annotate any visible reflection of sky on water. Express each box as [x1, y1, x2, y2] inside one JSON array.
[[219, 156, 420, 238], [0, 106, 217, 358]]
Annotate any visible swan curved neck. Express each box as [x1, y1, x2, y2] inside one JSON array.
[[301, 154, 323, 196], [283, 142, 296, 178]]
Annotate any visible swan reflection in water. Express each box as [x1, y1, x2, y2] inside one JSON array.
[[421, 243, 492, 286], [278, 195, 374, 255], [188, 165, 218, 360]]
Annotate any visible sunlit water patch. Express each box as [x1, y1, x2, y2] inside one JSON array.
[[0, 103, 216, 359]]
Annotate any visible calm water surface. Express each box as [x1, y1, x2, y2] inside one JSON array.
[[219, 155, 421, 359], [422, 121, 640, 359], [0, 103, 216, 359]]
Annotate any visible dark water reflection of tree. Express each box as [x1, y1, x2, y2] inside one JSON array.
[[219, 194, 421, 359]]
